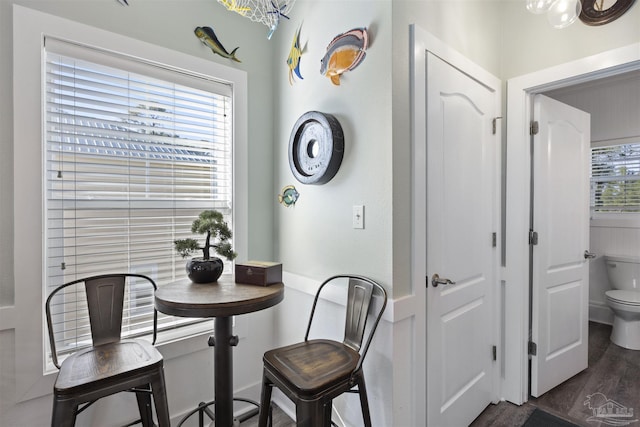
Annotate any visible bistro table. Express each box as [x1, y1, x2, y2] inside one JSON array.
[[154, 276, 284, 427]]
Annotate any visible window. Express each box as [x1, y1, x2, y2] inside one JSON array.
[[591, 142, 640, 214], [44, 38, 234, 357], [13, 5, 246, 398]]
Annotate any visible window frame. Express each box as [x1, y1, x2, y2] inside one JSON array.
[[590, 138, 640, 224], [43, 41, 236, 359], [13, 5, 247, 401]]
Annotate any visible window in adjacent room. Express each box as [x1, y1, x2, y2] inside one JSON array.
[[44, 38, 234, 358], [591, 142, 640, 214]]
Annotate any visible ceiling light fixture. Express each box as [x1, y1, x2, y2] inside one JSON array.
[[526, 0, 556, 13], [527, 0, 582, 28]]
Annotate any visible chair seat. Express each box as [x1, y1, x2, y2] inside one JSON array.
[[263, 339, 360, 397], [55, 339, 163, 393]]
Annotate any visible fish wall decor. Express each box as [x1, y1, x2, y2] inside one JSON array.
[[194, 26, 241, 63], [320, 27, 368, 86], [287, 26, 303, 85], [278, 185, 299, 207]]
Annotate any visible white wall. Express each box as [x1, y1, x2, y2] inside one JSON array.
[[500, 1, 640, 80]]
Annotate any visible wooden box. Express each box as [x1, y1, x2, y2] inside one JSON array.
[[235, 261, 282, 286]]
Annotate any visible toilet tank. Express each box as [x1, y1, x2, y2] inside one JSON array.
[[605, 255, 640, 291]]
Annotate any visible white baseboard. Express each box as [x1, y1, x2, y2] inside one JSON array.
[[589, 301, 613, 325]]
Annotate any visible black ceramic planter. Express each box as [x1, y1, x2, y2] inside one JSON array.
[[186, 257, 224, 283]]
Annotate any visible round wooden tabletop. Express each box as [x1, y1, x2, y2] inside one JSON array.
[[154, 276, 284, 318]]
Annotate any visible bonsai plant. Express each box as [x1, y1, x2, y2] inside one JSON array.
[[174, 210, 237, 283]]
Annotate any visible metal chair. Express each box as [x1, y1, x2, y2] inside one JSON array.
[[45, 274, 171, 427], [258, 275, 387, 427]]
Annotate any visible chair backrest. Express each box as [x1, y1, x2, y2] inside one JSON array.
[[305, 275, 387, 371], [45, 273, 158, 369]]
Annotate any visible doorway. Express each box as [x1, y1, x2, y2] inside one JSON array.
[[470, 321, 640, 426], [504, 44, 640, 405]]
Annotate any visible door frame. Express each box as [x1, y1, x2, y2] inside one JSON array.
[[504, 43, 640, 405], [410, 24, 502, 426]]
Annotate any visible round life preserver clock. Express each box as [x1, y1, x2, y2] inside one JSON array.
[[579, 0, 636, 25], [288, 111, 344, 185]]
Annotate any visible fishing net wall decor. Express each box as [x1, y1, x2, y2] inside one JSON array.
[[216, 0, 296, 38]]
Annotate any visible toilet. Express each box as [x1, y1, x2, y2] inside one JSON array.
[[604, 255, 640, 350]]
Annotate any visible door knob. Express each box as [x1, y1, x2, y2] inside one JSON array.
[[431, 274, 456, 287], [584, 250, 596, 259]]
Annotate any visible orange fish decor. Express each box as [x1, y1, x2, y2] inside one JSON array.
[[320, 27, 368, 86]]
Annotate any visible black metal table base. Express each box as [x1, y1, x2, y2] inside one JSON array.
[[176, 397, 271, 427], [177, 323, 272, 427]]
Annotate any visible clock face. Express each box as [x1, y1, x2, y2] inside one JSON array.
[[579, 0, 636, 25]]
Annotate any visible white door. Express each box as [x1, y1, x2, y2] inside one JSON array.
[[530, 94, 591, 397], [426, 52, 499, 426]]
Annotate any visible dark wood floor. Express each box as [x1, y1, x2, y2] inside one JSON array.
[[471, 322, 640, 427], [242, 322, 640, 426]]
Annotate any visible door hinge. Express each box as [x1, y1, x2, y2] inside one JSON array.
[[530, 121, 539, 135], [492, 232, 497, 248], [492, 345, 497, 361], [529, 230, 538, 246], [528, 341, 537, 356], [492, 117, 502, 135]]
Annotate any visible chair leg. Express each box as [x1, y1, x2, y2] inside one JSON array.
[[356, 374, 373, 427], [323, 400, 333, 427], [51, 396, 77, 427], [258, 374, 273, 427], [296, 400, 326, 427], [135, 385, 154, 427], [150, 371, 171, 427]]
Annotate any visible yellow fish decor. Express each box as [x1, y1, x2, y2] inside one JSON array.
[[320, 27, 369, 86], [194, 26, 241, 63], [287, 26, 303, 85]]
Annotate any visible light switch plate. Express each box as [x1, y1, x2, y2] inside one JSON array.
[[353, 205, 364, 229]]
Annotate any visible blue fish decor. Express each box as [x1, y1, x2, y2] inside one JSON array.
[[194, 26, 241, 63], [320, 27, 369, 85], [278, 185, 300, 207]]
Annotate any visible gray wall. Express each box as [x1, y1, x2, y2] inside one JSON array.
[[1, 1, 277, 425]]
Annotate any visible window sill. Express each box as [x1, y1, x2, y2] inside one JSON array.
[[591, 214, 640, 228]]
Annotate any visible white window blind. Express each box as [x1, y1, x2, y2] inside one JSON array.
[[44, 38, 233, 357], [591, 143, 640, 213]]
